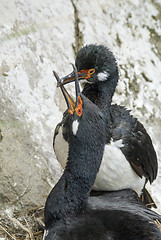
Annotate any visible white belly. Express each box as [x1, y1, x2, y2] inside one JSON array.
[[54, 126, 68, 169], [54, 130, 145, 195], [93, 140, 145, 195]]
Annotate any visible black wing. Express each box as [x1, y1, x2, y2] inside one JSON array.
[[111, 104, 158, 183]]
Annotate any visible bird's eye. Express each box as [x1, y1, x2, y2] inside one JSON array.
[[89, 69, 95, 75], [75, 96, 83, 117], [76, 107, 82, 117]]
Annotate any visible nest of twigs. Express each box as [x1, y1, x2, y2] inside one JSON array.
[[155, 219, 161, 232], [0, 206, 44, 240]]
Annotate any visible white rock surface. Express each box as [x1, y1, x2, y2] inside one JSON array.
[[0, 0, 161, 214]]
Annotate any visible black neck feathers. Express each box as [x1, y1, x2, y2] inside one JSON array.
[[44, 96, 106, 229], [82, 75, 118, 112]]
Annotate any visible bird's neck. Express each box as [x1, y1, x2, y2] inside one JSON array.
[[44, 134, 105, 229], [82, 76, 118, 112]]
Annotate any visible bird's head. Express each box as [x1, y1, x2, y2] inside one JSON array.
[[54, 64, 105, 139], [59, 44, 118, 89]]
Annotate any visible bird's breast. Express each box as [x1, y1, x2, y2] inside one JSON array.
[[93, 139, 145, 195], [54, 130, 145, 195], [54, 126, 69, 169]]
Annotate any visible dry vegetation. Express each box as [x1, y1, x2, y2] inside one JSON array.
[[0, 207, 44, 240], [155, 220, 161, 232]]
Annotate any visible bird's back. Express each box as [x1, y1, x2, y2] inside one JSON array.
[[44, 189, 161, 240]]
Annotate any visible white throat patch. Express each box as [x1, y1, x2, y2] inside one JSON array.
[[97, 71, 109, 81], [72, 120, 79, 135]]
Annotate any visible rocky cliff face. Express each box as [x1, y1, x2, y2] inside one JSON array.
[[0, 0, 161, 216]]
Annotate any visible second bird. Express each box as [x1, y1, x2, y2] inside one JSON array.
[[54, 44, 158, 207]]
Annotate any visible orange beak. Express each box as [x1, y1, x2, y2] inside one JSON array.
[[53, 64, 82, 115]]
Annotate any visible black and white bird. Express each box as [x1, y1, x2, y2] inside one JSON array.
[[54, 44, 158, 207], [44, 66, 161, 240]]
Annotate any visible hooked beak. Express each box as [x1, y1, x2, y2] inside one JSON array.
[[58, 69, 90, 87], [53, 64, 81, 115]]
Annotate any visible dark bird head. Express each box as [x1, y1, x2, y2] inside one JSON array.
[[59, 45, 119, 103], [54, 64, 106, 141]]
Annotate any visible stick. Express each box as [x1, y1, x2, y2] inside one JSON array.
[[0, 223, 16, 240]]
